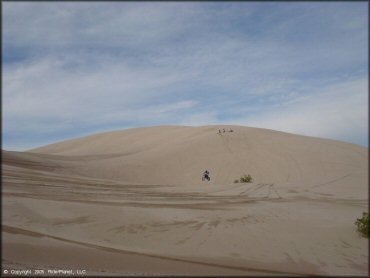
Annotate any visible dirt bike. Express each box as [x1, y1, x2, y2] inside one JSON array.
[[202, 173, 210, 181]]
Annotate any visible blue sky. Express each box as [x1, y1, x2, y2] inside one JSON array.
[[3, 2, 368, 150]]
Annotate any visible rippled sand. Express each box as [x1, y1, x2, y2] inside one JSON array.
[[2, 126, 368, 276]]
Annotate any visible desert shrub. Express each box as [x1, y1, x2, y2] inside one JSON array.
[[240, 174, 253, 183], [234, 179, 239, 183], [355, 212, 369, 237]]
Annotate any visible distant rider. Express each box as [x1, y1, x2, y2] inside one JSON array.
[[202, 170, 210, 181]]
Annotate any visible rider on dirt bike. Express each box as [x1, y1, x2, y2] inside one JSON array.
[[202, 170, 210, 181]]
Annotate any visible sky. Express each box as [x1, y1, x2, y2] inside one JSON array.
[[3, 2, 368, 150]]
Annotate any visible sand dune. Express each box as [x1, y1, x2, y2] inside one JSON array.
[[2, 125, 368, 276], [30, 125, 367, 189]]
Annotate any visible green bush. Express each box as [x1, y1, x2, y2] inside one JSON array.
[[355, 212, 369, 237], [240, 174, 253, 183]]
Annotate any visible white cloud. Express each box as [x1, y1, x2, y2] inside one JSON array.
[[3, 55, 186, 126], [179, 112, 219, 126], [4, 2, 224, 49], [241, 77, 368, 146]]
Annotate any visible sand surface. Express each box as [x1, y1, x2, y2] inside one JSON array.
[[2, 125, 368, 276]]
